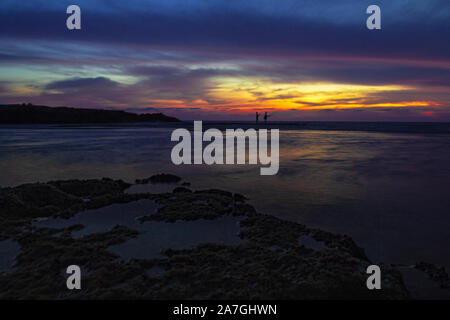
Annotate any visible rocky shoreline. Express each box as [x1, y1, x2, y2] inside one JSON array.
[[0, 175, 419, 299]]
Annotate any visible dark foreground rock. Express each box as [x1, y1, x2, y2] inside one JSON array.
[[415, 262, 450, 289], [0, 177, 409, 299]]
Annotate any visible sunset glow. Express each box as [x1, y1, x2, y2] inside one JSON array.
[[0, 1, 448, 120]]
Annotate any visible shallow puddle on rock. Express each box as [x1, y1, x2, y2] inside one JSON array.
[[33, 198, 244, 261], [109, 215, 244, 260], [34, 199, 158, 237], [0, 239, 20, 272], [298, 234, 327, 250]]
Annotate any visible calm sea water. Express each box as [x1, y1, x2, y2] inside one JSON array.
[[1, 122, 450, 269]]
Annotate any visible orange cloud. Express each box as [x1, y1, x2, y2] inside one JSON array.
[[148, 77, 440, 114]]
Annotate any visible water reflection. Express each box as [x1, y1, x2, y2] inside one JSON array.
[[2, 124, 450, 269]]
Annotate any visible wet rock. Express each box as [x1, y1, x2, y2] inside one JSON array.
[[139, 190, 235, 222], [0, 177, 410, 299], [172, 187, 192, 194], [195, 189, 232, 198], [0, 183, 81, 220], [48, 179, 130, 198], [233, 193, 248, 202], [136, 174, 181, 184], [415, 262, 450, 288]]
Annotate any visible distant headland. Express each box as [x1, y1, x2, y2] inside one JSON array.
[[0, 104, 180, 124]]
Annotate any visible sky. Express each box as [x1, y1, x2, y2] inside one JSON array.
[[0, 0, 449, 121]]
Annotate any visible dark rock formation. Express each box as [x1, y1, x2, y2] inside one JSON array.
[[136, 174, 182, 184], [0, 177, 410, 299], [0, 104, 180, 124]]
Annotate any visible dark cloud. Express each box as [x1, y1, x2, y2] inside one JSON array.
[[0, 53, 44, 63], [45, 77, 119, 90], [0, 3, 448, 61]]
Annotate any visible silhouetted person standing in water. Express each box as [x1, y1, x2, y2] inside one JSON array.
[[256, 112, 260, 124], [263, 112, 269, 124]]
